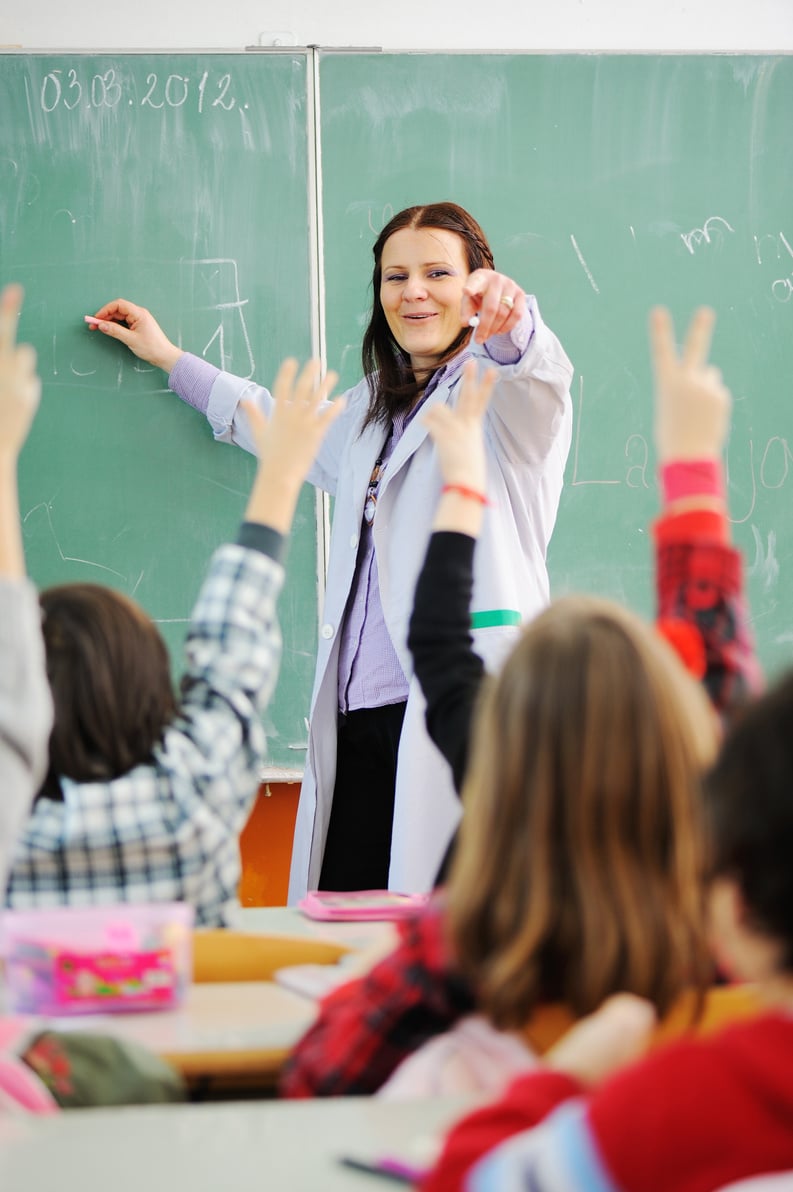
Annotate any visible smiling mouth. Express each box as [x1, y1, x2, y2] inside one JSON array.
[[403, 312, 436, 321]]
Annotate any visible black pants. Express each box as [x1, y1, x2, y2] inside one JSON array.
[[318, 701, 407, 891]]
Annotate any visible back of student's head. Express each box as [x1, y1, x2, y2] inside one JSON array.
[[448, 594, 719, 1029], [39, 583, 176, 789], [704, 668, 793, 970]]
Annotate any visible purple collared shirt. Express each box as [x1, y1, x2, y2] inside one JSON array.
[[337, 399, 417, 713], [338, 317, 531, 712], [168, 310, 532, 714]]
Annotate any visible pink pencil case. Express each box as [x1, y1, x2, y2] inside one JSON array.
[[1, 903, 194, 1016], [298, 890, 429, 922]]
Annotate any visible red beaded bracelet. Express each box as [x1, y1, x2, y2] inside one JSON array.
[[441, 483, 490, 505]]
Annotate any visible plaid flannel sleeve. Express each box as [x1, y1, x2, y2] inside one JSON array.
[[655, 512, 763, 718], [6, 545, 284, 926], [279, 899, 476, 1097]]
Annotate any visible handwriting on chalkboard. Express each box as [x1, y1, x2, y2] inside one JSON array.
[[571, 374, 792, 527], [23, 501, 125, 581], [679, 217, 793, 305], [568, 216, 793, 307], [34, 68, 246, 115], [755, 231, 793, 303], [27, 258, 257, 386], [680, 216, 735, 255]]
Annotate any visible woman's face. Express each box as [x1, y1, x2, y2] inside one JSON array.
[[379, 226, 470, 374]]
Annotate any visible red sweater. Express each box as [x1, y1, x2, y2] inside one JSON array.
[[422, 1012, 793, 1192]]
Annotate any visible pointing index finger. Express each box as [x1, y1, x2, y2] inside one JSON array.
[[0, 283, 24, 356]]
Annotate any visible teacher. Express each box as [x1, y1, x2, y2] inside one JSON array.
[[90, 202, 573, 900]]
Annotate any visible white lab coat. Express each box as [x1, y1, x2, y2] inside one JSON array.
[[204, 295, 573, 900]]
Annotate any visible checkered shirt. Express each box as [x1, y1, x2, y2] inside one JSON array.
[[5, 544, 283, 926]]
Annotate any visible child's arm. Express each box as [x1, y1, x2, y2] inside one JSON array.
[[650, 307, 763, 714], [0, 284, 41, 579], [0, 283, 53, 893]]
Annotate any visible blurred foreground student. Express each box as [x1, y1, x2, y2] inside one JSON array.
[[280, 308, 760, 1099], [0, 284, 52, 894], [5, 357, 344, 925], [423, 667, 793, 1191]]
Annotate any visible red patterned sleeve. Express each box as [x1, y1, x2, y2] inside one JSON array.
[[279, 900, 475, 1097], [654, 509, 763, 719]]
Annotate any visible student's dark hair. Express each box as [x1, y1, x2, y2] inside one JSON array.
[[38, 583, 176, 797], [361, 202, 495, 428], [704, 668, 793, 969]]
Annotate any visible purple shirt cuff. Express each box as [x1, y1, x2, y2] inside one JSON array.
[[482, 300, 535, 365], [168, 353, 221, 416]]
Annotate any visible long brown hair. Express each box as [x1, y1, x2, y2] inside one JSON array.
[[448, 595, 718, 1029], [361, 202, 495, 428], [38, 583, 176, 797]]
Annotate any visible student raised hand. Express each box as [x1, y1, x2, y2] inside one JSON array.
[[650, 306, 732, 464], [0, 284, 42, 578], [0, 285, 41, 463], [423, 359, 497, 536], [242, 357, 344, 534], [86, 298, 183, 374]]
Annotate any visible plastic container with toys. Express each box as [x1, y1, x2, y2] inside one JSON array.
[[1, 902, 194, 1016]]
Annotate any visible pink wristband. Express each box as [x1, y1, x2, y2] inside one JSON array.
[[660, 459, 724, 505]]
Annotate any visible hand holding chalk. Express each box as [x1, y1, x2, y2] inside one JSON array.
[[461, 268, 525, 343], [84, 299, 184, 373]]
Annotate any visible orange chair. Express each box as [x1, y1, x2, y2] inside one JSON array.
[[519, 984, 765, 1057], [192, 930, 351, 983]]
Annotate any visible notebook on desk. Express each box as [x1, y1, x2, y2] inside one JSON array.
[[298, 890, 429, 923]]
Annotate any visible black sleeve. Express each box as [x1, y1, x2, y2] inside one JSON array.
[[236, 521, 286, 564], [407, 531, 486, 797]]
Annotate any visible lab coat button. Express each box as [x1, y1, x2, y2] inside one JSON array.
[[321, 623, 334, 639], [350, 533, 358, 549]]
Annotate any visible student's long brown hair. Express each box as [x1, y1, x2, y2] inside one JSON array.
[[38, 583, 176, 799], [447, 595, 719, 1029]]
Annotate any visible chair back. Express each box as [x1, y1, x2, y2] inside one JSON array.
[[192, 931, 351, 983]]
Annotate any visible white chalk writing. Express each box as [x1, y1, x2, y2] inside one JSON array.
[[36, 68, 242, 115], [680, 215, 736, 255]]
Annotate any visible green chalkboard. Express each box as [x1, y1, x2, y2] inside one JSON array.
[[319, 52, 793, 677], [1, 52, 316, 767], [3, 50, 793, 765]]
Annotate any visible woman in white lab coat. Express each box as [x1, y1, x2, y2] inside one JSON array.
[[90, 202, 573, 900]]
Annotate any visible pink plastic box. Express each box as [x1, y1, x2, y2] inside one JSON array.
[[1, 903, 194, 1016]]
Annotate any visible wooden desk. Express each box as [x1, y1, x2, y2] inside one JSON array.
[[0, 1094, 481, 1191], [3, 981, 317, 1091]]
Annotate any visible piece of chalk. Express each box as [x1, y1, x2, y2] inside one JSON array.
[[84, 315, 101, 325], [468, 314, 480, 329]]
